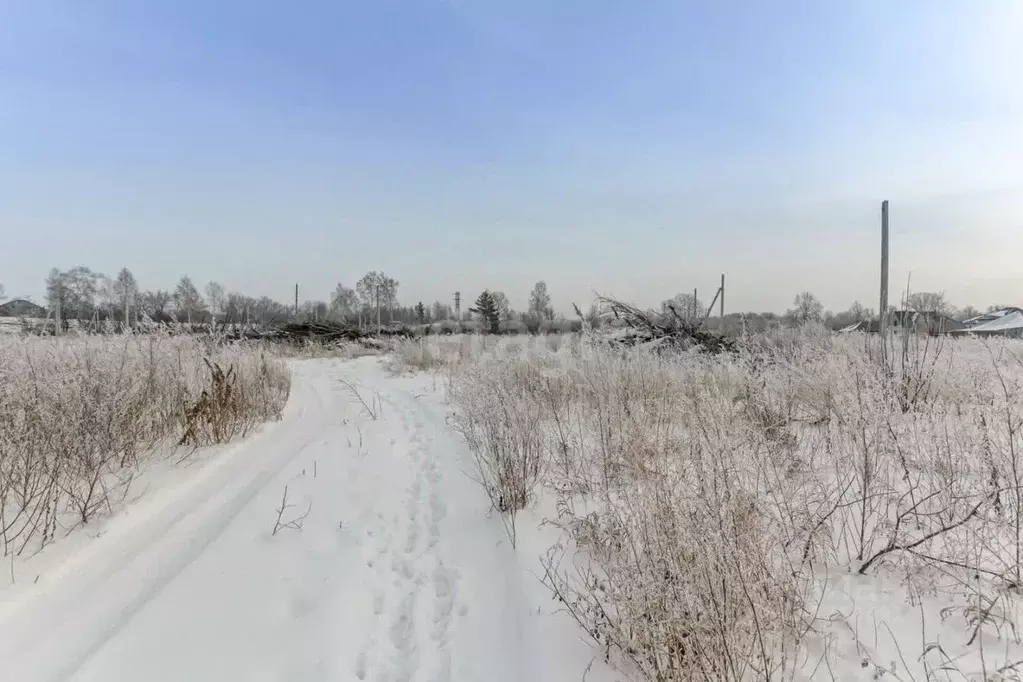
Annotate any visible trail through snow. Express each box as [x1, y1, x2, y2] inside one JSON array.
[[0, 357, 616, 682]]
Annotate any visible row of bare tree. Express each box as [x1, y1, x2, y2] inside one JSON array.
[[14, 268, 561, 330], [786, 290, 1008, 329], [13, 267, 1005, 333]]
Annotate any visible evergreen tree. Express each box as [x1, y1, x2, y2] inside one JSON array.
[[415, 301, 428, 324], [470, 290, 500, 334]]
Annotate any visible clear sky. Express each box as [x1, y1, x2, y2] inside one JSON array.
[[1, 1, 1021, 314]]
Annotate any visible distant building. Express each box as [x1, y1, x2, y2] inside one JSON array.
[[0, 299, 46, 318], [950, 308, 1023, 338], [837, 311, 966, 336], [891, 310, 966, 335]]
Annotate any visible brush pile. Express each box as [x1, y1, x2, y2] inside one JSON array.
[[223, 321, 414, 345], [595, 295, 736, 353]]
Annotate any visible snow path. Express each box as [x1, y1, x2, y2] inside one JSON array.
[[0, 357, 612, 682]]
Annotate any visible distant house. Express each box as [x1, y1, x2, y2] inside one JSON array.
[[950, 307, 1023, 338], [837, 311, 965, 336], [960, 307, 1023, 328], [0, 299, 46, 318], [890, 310, 965, 335]]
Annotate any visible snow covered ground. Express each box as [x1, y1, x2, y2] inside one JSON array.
[[0, 357, 617, 682]]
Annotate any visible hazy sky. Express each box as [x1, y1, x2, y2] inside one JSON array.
[[2, 1, 1022, 314]]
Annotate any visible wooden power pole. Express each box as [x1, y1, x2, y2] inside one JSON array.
[[720, 273, 725, 318], [54, 284, 61, 337], [880, 200, 890, 363], [294, 283, 299, 317]]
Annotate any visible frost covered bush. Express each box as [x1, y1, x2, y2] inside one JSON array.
[[441, 327, 1023, 680], [449, 353, 552, 546], [0, 334, 290, 554], [391, 337, 450, 373]]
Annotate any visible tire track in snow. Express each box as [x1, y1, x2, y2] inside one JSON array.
[[354, 391, 423, 682], [0, 370, 339, 682], [354, 386, 461, 682]]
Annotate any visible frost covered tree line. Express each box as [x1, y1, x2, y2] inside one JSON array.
[[2, 267, 570, 331], [0, 267, 1010, 332]]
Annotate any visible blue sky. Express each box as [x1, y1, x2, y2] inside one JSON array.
[[1, 1, 1021, 313]]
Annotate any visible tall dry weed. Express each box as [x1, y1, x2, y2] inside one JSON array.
[[440, 326, 1023, 680], [0, 334, 290, 554]]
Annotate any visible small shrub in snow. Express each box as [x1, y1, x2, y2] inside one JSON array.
[[449, 355, 549, 547]]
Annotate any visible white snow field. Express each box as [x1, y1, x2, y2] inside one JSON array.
[[0, 357, 617, 682]]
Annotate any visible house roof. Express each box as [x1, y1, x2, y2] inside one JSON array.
[[963, 307, 1023, 328], [0, 298, 46, 317], [955, 309, 1023, 334]]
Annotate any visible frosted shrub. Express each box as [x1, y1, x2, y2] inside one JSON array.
[[449, 353, 551, 546], [0, 334, 290, 554], [391, 337, 448, 372], [536, 349, 811, 681], [441, 326, 1023, 680]]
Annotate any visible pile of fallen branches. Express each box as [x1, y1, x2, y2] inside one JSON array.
[[274, 322, 370, 343], [237, 321, 416, 345], [594, 295, 736, 353]]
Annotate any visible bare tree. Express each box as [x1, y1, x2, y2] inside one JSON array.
[[44, 269, 68, 318], [356, 272, 399, 324], [98, 275, 119, 320], [205, 281, 226, 321], [298, 300, 329, 321], [906, 291, 950, 314], [528, 281, 554, 321], [432, 301, 452, 321], [174, 276, 206, 324], [141, 289, 173, 320], [847, 300, 872, 321], [330, 283, 357, 320], [224, 292, 250, 324], [0, 282, 6, 302], [46, 266, 101, 322], [825, 301, 876, 330], [661, 292, 704, 321], [114, 267, 139, 324], [490, 291, 513, 321], [956, 305, 980, 321], [787, 292, 824, 323], [250, 296, 290, 325]]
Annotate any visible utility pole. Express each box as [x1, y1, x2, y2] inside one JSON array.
[[454, 291, 461, 321], [375, 285, 381, 331], [294, 283, 299, 317], [693, 288, 698, 320], [720, 273, 725, 319], [880, 200, 890, 364], [54, 282, 62, 337]]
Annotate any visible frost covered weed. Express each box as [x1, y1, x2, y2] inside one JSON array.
[[444, 328, 1023, 680], [449, 353, 553, 546], [390, 333, 578, 375], [391, 337, 450, 372], [0, 334, 290, 554]]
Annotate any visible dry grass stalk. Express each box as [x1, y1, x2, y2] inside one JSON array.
[[0, 333, 291, 557], [437, 325, 1023, 680]]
